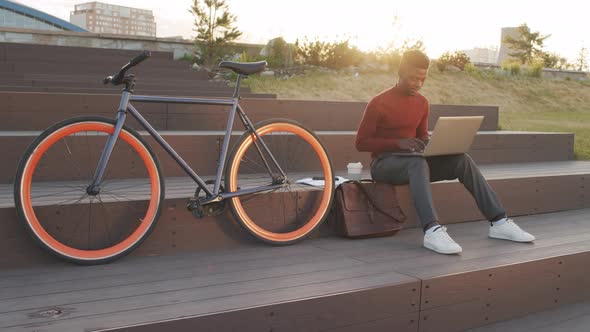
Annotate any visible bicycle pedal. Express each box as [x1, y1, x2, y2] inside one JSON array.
[[186, 199, 205, 219]]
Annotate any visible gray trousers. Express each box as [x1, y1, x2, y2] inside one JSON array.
[[370, 153, 506, 229]]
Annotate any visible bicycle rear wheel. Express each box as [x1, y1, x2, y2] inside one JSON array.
[[14, 116, 164, 264], [225, 118, 335, 245]]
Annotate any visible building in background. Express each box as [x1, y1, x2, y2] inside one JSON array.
[[461, 46, 499, 64], [0, 0, 86, 32], [70, 2, 156, 37], [497, 27, 520, 65]]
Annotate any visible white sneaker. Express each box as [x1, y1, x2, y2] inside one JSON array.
[[488, 218, 535, 242], [423, 225, 463, 254]]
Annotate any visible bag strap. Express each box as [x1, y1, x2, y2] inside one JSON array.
[[350, 181, 405, 224]]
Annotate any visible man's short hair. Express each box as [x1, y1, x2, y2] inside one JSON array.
[[399, 50, 430, 71]]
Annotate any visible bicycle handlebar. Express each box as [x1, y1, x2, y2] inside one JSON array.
[[129, 50, 151, 67], [104, 50, 151, 86]]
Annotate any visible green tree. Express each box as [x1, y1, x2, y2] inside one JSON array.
[[574, 47, 588, 72], [538, 52, 568, 69], [189, 0, 242, 66], [503, 23, 550, 65]]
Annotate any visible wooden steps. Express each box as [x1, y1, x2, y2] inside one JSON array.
[[0, 92, 498, 131], [1, 161, 588, 268], [0, 40, 586, 332], [0, 42, 175, 61], [0, 130, 573, 184], [0, 85, 264, 98], [0, 42, 274, 98], [2, 209, 590, 331]]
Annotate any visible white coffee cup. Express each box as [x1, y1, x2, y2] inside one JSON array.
[[347, 162, 363, 180]]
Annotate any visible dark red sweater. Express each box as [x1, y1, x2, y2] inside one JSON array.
[[355, 85, 430, 159]]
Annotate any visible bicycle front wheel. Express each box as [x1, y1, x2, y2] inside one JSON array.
[[225, 119, 335, 245], [14, 116, 164, 264]]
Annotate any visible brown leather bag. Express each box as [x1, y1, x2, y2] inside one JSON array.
[[330, 180, 406, 238]]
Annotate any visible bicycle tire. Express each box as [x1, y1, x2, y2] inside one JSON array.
[[13, 116, 164, 265], [224, 118, 335, 245]]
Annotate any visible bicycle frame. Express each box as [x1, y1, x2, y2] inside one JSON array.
[[89, 74, 287, 204]]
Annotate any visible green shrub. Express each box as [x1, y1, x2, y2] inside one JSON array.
[[239, 51, 249, 62], [266, 37, 293, 68], [464, 62, 480, 75], [325, 40, 363, 69], [295, 38, 327, 66], [502, 60, 521, 75], [437, 52, 452, 71], [436, 51, 471, 71], [295, 37, 362, 69], [451, 51, 470, 70], [526, 60, 544, 78], [239, 51, 270, 64], [180, 53, 197, 63]]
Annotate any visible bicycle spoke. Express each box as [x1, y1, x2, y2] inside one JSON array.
[[32, 183, 87, 189], [284, 183, 299, 201], [238, 186, 283, 205], [31, 188, 86, 199], [105, 181, 151, 192], [97, 194, 113, 247], [242, 155, 266, 170], [61, 137, 86, 177], [85, 130, 92, 179], [46, 193, 90, 206], [101, 191, 149, 217], [101, 190, 142, 202], [87, 196, 94, 250]]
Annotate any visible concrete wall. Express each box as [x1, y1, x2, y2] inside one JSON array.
[[542, 67, 589, 80], [0, 27, 264, 60], [473, 62, 589, 80]]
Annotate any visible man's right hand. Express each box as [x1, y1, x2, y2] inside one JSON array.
[[397, 138, 426, 152]]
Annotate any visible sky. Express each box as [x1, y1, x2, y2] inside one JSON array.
[[15, 0, 590, 61]]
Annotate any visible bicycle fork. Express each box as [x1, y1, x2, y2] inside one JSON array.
[[86, 91, 131, 195]]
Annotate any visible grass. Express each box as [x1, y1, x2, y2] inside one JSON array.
[[244, 68, 590, 159]]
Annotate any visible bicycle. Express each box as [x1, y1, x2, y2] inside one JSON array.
[[13, 51, 335, 265]]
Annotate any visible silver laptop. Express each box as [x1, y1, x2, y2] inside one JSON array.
[[385, 116, 484, 157]]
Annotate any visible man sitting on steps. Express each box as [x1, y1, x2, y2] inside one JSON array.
[[354, 50, 536, 254]]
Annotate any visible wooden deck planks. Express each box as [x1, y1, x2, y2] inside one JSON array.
[[2, 209, 590, 331], [1, 269, 418, 331], [106, 286, 420, 332]]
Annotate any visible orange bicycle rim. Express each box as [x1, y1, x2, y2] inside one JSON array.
[[19, 122, 161, 261], [228, 122, 333, 242]]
